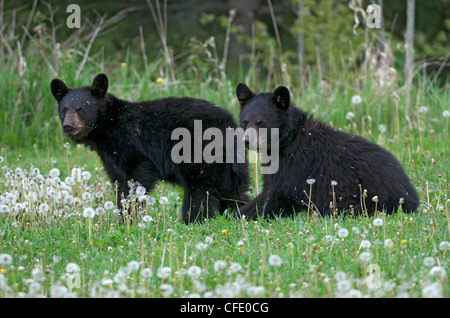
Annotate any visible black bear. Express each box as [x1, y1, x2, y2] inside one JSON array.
[[236, 83, 419, 218], [50, 73, 249, 224]]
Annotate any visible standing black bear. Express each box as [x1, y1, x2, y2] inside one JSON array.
[[236, 83, 419, 218], [50, 73, 249, 224]]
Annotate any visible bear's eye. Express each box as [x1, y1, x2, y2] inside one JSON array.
[[62, 106, 68, 114], [77, 107, 85, 114], [256, 120, 264, 126], [242, 120, 248, 126]]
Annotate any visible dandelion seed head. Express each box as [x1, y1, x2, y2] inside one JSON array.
[[373, 218, 383, 226], [306, 178, 316, 185], [443, 110, 450, 118], [159, 196, 169, 205], [268, 254, 283, 267], [345, 112, 355, 120], [83, 207, 95, 219], [338, 228, 349, 238], [351, 95, 362, 105]]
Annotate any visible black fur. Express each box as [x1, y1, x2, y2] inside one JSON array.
[[237, 83, 419, 218], [51, 74, 249, 224]]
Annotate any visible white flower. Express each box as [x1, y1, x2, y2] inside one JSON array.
[[351, 95, 362, 105], [157, 266, 172, 279], [159, 196, 169, 205], [214, 260, 227, 272], [422, 282, 442, 298], [143, 215, 153, 223], [247, 286, 265, 297], [384, 239, 393, 248], [39, 203, 49, 215], [331, 180, 337, 186], [378, 124, 386, 133], [227, 262, 242, 274], [429, 266, 446, 278], [187, 266, 202, 278], [0, 205, 10, 214], [419, 106, 428, 114], [358, 252, 372, 263], [335, 271, 346, 281], [148, 197, 156, 206], [338, 228, 349, 238], [104, 201, 115, 210], [50, 284, 68, 298], [127, 261, 140, 272], [0, 253, 12, 265], [205, 236, 213, 244], [83, 207, 95, 219], [66, 263, 80, 273], [49, 168, 60, 178], [237, 240, 244, 247], [160, 284, 173, 297], [140, 268, 153, 278], [337, 280, 351, 291], [443, 110, 450, 118], [345, 112, 355, 120], [306, 178, 316, 185], [372, 196, 378, 203], [268, 254, 283, 267], [373, 218, 383, 226], [438, 241, 449, 251], [135, 186, 146, 196], [32, 268, 44, 281], [423, 257, 435, 267], [196, 242, 208, 251], [360, 240, 371, 248]]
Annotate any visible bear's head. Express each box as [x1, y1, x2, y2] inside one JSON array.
[[236, 83, 290, 151], [50, 73, 109, 140]]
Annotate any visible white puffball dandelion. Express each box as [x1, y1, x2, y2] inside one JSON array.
[[0, 253, 12, 265], [360, 240, 371, 248], [373, 218, 383, 226], [443, 110, 450, 118], [306, 178, 316, 185], [439, 241, 449, 251], [384, 239, 394, 248], [187, 266, 202, 278], [159, 196, 169, 205], [157, 267, 172, 279], [423, 257, 435, 267], [104, 201, 115, 210], [214, 260, 227, 272], [331, 180, 338, 186], [419, 106, 428, 114], [351, 95, 362, 105], [345, 112, 355, 120], [268, 254, 283, 267], [140, 268, 153, 278], [358, 252, 372, 263], [338, 228, 349, 238], [127, 261, 140, 272], [83, 207, 95, 219]]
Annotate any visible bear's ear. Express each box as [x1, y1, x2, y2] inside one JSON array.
[[50, 79, 70, 103], [272, 86, 290, 110], [236, 83, 255, 107], [91, 73, 109, 98]]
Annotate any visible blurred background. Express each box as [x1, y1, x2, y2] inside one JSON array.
[[0, 0, 449, 152]]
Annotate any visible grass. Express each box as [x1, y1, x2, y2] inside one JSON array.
[[0, 5, 449, 299]]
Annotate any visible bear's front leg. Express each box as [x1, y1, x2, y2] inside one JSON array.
[[237, 192, 275, 219]]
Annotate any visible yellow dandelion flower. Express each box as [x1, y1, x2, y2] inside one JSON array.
[[221, 229, 228, 234], [121, 62, 127, 67], [156, 77, 164, 84], [0, 268, 5, 274], [401, 240, 407, 245], [287, 242, 293, 247]]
